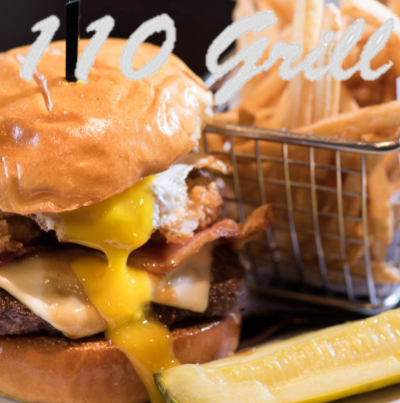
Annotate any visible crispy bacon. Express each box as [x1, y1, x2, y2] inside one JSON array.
[[129, 219, 239, 275], [0, 253, 19, 267], [129, 205, 273, 275], [0, 220, 23, 254], [159, 182, 224, 244], [233, 204, 274, 250], [0, 215, 42, 255], [0, 248, 33, 267]]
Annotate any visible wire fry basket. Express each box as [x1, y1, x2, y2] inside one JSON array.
[[203, 120, 400, 315]]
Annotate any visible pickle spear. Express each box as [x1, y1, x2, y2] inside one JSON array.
[[155, 309, 400, 403]]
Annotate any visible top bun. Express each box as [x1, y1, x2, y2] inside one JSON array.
[[0, 39, 213, 214]]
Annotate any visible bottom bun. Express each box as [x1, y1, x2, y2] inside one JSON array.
[[0, 313, 241, 403]]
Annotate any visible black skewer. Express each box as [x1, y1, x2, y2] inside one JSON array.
[[66, 0, 80, 82]]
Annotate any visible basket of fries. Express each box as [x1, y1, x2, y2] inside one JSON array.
[[202, 0, 400, 314]]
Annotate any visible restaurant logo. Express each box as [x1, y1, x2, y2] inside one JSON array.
[[19, 11, 394, 106]]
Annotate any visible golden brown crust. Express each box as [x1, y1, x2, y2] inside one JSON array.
[[0, 314, 240, 403], [159, 182, 224, 244], [0, 220, 22, 253], [0, 39, 213, 214], [0, 214, 42, 254]]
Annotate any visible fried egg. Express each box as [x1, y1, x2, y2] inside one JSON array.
[[15, 157, 229, 403]]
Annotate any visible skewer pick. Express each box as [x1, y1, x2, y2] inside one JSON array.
[[66, 0, 80, 82]]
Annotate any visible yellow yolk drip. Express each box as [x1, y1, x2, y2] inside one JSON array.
[[59, 177, 178, 403]]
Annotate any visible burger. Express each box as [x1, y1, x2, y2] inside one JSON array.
[[0, 38, 271, 403]]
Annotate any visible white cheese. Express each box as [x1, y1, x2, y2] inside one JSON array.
[[0, 245, 213, 338], [0, 249, 107, 339], [150, 243, 213, 313]]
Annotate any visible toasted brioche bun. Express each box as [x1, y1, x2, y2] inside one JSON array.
[[0, 314, 240, 403], [0, 39, 213, 215]]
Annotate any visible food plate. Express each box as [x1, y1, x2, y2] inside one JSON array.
[[0, 383, 399, 403], [338, 384, 400, 403], [0, 385, 400, 403]]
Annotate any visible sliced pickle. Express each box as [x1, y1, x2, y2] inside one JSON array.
[[155, 309, 400, 403]]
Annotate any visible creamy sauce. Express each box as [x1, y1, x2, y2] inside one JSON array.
[[59, 176, 178, 403]]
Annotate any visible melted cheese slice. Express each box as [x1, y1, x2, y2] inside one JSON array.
[[0, 249, 107, 338], [149, 243, 213, 313], [0, 245, 213, 338]]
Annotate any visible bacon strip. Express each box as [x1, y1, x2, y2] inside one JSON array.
[[0, 248, 33, 268], [129, 205, 273, 275], [0, 253, 19, 267], [233, 204, 274, 250]]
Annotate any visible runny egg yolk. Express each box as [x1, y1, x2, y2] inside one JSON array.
[[59, 176, 178, 403]]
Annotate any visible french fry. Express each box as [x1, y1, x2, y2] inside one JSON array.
[[384, 69, 397, 102], [253, 107, 276, 127], [337, 130, 386, 185], [341, 24, 390, 77], [304, 257, 400, 284], [361, 132, 390, 175], [238, 105, 290, 127], [238, 108, 256, 125], [342, 14, 356, 31], [299, 127, 391, 270], [263, 0, 295, 25], [238, 0, 294, 27], [341, 0, 400, 78], [341, 0, 400, 30], [281, 24, 293, 43], [339, 261, 400, 283], [282, 5, 337, 239], [368, 164, 393, 245], [341, 19, 391, 105], [339, 136, 389, 267], [215, 0, 400, 287], [388, 0, 400, 17], [282, 0, 324, 129], [233, 0, 257, 49], [241, 67, 287, 111], [316, 171, 363, 266], [340, 83, 360, 113], [307, 4, 342, 192], [370, 42, 391, 72], [313, 4, 342, 122], [212, 109, 239, 124], [315, 126, 364, 267], [296, 100, 400, 137], [383, 152, 400, 182], [263, 86, 290, 129], [234, 0, 285, 96]]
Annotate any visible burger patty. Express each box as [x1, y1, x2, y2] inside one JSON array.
[[0, 244, 246, 336], [0, 289, 59, 336]]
